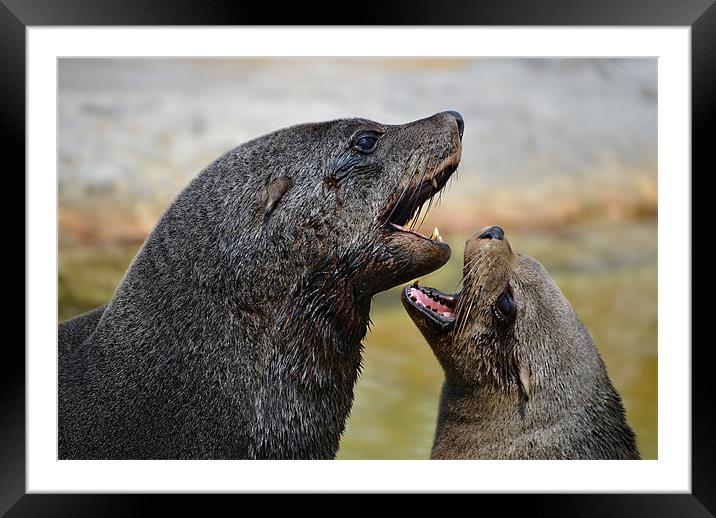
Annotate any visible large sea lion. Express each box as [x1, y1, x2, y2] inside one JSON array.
[[59, 111, 464, 459], [401, 225, 640, 459]]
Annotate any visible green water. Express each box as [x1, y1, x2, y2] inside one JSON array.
[[58, 221, 657, 459]]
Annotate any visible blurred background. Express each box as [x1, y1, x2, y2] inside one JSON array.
[[58, 58, 657, 459]]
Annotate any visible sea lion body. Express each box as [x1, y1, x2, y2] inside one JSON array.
[[401, 226, 639, 459], [59, 112, 463, 459]]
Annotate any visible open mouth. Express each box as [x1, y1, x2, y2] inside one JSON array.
[[383, 151, 460, 244], [402, 283, 458, 328]]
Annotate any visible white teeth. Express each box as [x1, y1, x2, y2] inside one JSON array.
[[431, 177, 438, 189], [433, 227, 443, 242]]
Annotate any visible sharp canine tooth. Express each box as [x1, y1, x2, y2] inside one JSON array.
[[433, 227, 442, 242], [431, 177, 438, 189]]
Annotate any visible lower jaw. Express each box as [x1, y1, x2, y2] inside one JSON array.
[[402, 285, 457, 328], [355, 226, 452, 296]]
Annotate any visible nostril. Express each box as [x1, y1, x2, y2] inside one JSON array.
[[446, 110, 464, 139], [479, 225, 505, 241]]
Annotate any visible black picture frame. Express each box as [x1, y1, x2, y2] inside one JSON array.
[[7, 0, 707, 514]]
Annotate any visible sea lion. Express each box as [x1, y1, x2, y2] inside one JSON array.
[[401, 225, 640, 459], [59, 111, 464, 459]]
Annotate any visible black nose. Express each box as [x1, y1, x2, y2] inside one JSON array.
[[446, 110, 464, 139], [479, 226, 504, 241]]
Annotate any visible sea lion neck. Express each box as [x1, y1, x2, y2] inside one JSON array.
[[282, 245, 375, 353], [249, 265, 370, 459]]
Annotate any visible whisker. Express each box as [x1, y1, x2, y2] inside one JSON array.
[[417, 188, 436, 231], [406, 154, 430, 231], [455, 272, 481, 338], [458, 297, 475, 337], [383, 152, 420, 226]]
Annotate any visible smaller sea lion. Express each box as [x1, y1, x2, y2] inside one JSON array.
[[401, 225, 640, 459]]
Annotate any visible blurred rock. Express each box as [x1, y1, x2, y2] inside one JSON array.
[[59, 58, 656, 244]]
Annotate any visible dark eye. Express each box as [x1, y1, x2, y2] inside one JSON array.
[[494, 292, 516, 324], [353, 134, 379, 153]]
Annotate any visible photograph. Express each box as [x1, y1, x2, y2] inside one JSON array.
[[57, 57, 657, 460], [0, 0, 707, 506]]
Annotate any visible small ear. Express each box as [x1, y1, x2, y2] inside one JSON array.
[[518, 364, 532, 401], [262, 177, 293, 222]]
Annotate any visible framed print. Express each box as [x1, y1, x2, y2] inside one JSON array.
[[7, 0, 708, 514]]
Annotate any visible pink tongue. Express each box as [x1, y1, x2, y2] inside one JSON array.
[[409, 287, 455, 317]]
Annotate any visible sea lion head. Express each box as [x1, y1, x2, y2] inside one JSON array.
[[401, 225, 598, 394], [197, 111, 463, 305]]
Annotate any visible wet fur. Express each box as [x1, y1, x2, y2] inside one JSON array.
[[58, 113, 460, 459]]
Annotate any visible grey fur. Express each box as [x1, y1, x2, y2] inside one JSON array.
[[404, 228, 640, 460], [59, 112, 462, 459]]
